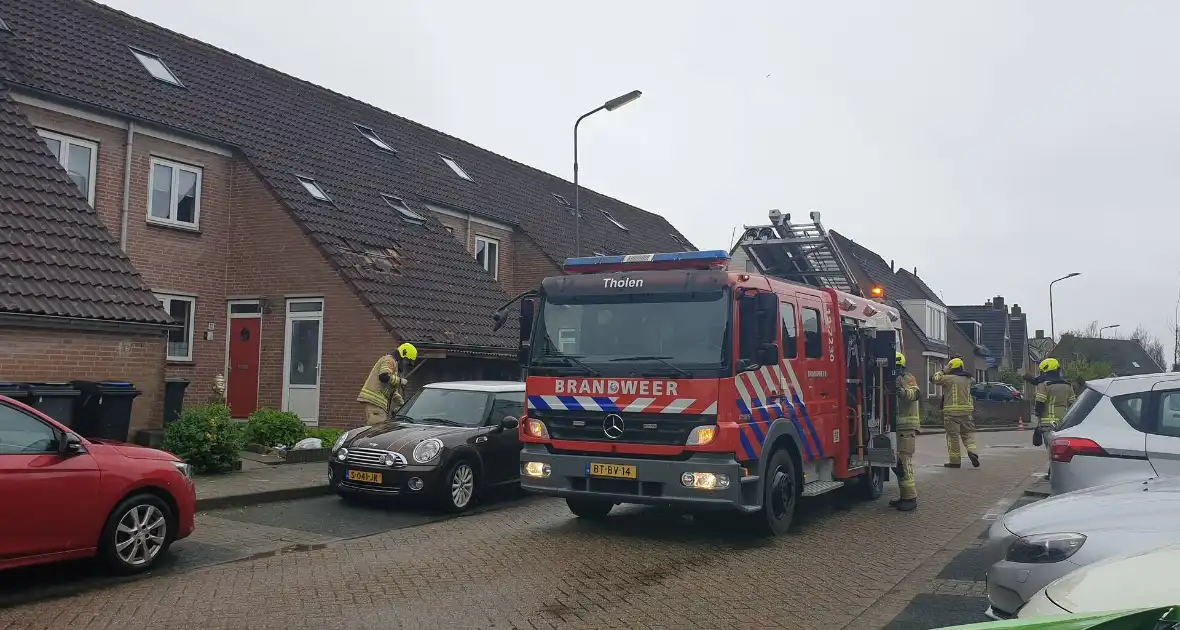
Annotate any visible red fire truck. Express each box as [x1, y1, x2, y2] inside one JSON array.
[[498, 212, 903, 535]]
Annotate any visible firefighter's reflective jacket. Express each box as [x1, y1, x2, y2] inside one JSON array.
[[357, 354, 402, 412], [933, 371, 974, 414], [1035, 378, 1076, 427], [897, 371, 921, 429]]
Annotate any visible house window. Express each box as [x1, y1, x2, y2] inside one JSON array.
[[444, 226, 454, 235], [37, 130, 97, 205], [475, 235, 499, 279], [296, 176, 331, 201], [928, 358, 942, 398], [600, 209, 628, 231], [148, 158, 202, 228], [156, 294, 196, 361], [381, 194, 425, 224], [439, 154, 473, 181], [355, 124, 395, 153], [129, 47, 183, 86]]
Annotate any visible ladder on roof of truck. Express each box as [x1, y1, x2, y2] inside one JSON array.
[[734, 210, 861, 296]]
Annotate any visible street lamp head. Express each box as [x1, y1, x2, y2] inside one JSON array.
[[1067, 272, 1081, 279], [604, 90, 642, 111]]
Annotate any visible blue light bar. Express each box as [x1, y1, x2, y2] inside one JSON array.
[[564, 250, 730, 271]]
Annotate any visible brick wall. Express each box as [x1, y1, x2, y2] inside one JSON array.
[[0, 326, 167, 438], [512, 235, 562, 294]]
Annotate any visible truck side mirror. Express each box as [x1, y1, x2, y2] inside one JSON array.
[[759, 342, 780, 366]]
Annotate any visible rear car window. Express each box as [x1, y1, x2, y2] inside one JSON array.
[[1110, 392, 1150, 432], [1054, 387, 1101, 431]]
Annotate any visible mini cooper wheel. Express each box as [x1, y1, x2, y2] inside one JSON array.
[[439, 460, 477, 512], [99, 493, 174, 574]]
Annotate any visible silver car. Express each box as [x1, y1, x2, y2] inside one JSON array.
[[1047, 372, 1180, 495], [984, 475, 1180, 620]]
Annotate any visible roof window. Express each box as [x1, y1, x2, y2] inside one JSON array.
[[0, 17, 11, 33], [129, 47, 183, 86], [439, 154, 473, 181], [553, 193, 571, 207], [600, 209, 628, 231], [382, 194, 425, 224], [355, 124, 396, 153], [296, 176, 331, 201]]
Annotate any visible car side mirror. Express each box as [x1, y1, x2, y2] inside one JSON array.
[[58, 432, 84, 456], [500, 416, 520, 432]]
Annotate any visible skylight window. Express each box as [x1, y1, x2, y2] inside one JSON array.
[[0, 17, 11, 33], [296, 176, 331, 201], [129, 47, 183, 86], [600, 209, 628, 231], [552, 193, 571, 207], [355, 124, 395, 153], [382, 194, 426, 224], [439, 154, 473, 181]]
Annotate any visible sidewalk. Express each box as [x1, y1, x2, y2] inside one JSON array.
[[195, 461, 330, 511]]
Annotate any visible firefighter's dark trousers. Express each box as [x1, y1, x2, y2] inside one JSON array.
[[897, 429, 917, 500], [944, 412, 977, 465]]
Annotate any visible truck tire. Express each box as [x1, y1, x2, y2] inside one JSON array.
[[566, 497, 613, 520], [857, 467, 885, 500], [750, 448, 797, 536]]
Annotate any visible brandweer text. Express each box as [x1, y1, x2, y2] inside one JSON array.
[[554, 379, 679, 396]]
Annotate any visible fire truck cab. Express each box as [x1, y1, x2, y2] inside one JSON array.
[[508, 216, 904, 535]]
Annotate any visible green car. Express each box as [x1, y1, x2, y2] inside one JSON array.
[[938, 606, 1179, 630]]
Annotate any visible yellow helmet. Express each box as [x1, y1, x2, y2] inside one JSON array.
[[397, 342, 418, 361], [1039, 358, 1060, 373], [895, 351, 906, 367], [947, 357, 964, 371]]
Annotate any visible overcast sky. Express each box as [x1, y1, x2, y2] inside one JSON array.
[[101, 0, 1180, 359]]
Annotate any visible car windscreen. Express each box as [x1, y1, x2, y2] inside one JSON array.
[[397, 388, 490, 427], [529, 290, 730, 377], [1054, 387, 1102, 432]]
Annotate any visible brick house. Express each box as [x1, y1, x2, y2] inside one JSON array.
[[0, 89, 172, 436], [0, 0, 694, 427]]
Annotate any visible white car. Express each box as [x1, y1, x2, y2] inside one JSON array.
[[1019, 542, 1180, 618]]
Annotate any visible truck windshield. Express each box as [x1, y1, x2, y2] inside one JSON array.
[[530, 290, 731, 378]]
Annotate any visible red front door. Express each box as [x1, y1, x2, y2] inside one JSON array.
[[227, 317, 262, 417]]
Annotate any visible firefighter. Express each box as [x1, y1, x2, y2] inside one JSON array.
[[891, 351, 920, 511], [1033, 358, 1075, 450], [356, 343, 416, 426], [932, 357, 980, 468]]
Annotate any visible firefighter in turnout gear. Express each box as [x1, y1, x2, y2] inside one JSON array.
[[1034, 358, 1075, 448], [357, 343, 417, 426], [891, 352, 920, 511], [932, 357, 980, 468]]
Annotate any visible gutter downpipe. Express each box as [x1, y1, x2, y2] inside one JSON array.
[[119, 121, 135, 250]]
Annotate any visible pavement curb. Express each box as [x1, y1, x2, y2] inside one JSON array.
[[195, 484, 332, 511]]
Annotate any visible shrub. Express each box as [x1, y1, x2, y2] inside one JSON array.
[[163, 403, 244, 474], [304, 426, 344, 448], [244, 408, 306, 448]]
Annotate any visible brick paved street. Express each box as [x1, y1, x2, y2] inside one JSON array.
[[0, 432, 1045, 630]]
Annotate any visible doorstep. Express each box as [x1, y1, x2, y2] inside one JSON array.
[[195, 461, 331, 511]]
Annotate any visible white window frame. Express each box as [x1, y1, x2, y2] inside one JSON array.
[[381, 194, 425, 224], [927, 358, 942, 398], [600, 209, 629, 231], [475, 235, 499, 279], [355, 124, 396, 153], [37, 129, 98, 206], [439, 154, 473, 181], [296, 175, 331, 202], [147, 157, 203, 229], [553, 193, 571, 207], [129, 46, 183, 86], [156, 293, 196, 362]]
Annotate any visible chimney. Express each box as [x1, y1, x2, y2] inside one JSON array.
[[913, 267, 918, 276], [1035, 329, 1044, 339], [1011, 304, 1022, 318], [890, 259, 895, 272], [993, 295, 1005, 312], [985, 299, 993, 307]]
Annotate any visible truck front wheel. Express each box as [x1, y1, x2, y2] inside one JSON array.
[[566, 497, 613, 520], [751, 448, 797, 536]]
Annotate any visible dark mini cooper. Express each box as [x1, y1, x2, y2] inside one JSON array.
[[328, 381, 525, 511]]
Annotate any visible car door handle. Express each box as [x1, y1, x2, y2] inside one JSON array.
[[475, 436, 488, 444]]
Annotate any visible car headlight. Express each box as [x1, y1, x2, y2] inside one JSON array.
[[1005, 533, 1086, 564], [412, 438, 443, 464], [171, 460, 194, 481], [333, 428, 359, 452]]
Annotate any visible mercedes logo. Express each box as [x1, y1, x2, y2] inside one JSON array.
[[603, 414, 625, 439]]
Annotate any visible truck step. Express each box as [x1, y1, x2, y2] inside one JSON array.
[[801, 480, 845, 497]]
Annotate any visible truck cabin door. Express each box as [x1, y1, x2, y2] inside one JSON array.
[[796, 295, 835, 460]]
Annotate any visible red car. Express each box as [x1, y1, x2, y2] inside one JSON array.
[[0, 395, 195, 574]]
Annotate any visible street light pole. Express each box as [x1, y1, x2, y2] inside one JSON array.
[[1049, 272, 1081, 341], [1099, 324, 1120, 339], [573, 90, 642, 258]]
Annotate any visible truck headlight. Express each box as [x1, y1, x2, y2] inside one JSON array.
[[412, 438, 443, 464], [525, 418, 549, 439], [686, 425, 717, 446], [1005, 533, 1086, 564]]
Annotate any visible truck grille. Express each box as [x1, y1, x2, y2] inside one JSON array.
[[530, 409, 713, 446], [345, 448, 406, 468]]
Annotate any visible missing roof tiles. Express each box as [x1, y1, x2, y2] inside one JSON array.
[[439, 154, 473, 181], [129, 46, 183, 86]]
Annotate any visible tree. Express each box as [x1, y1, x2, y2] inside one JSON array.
[[1061, 356, 1114, 392], [1130, 325, 1167, 371], [997, 366, 1024, 389]]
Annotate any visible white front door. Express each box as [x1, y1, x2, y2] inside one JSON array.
[[283, 298, 324, 425]]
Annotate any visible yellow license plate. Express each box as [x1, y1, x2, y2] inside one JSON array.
[[589, 463, 636, 479], [346, 470, 383, 484]]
